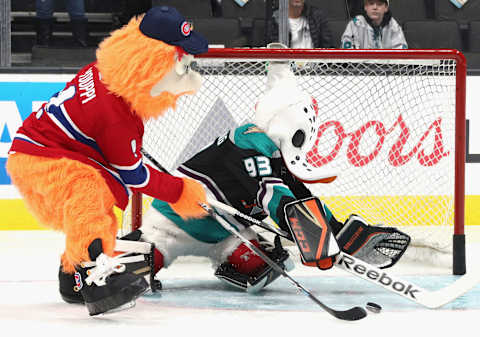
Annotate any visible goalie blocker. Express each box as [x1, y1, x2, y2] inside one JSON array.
[[284, 197, 411, 270]]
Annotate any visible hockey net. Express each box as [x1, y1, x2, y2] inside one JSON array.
[[121, 49, 466, 274]]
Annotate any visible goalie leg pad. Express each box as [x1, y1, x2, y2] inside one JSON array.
[[215, 236, 292, 293], [336, 214, 411, 269], [284, 197, 340, 270]]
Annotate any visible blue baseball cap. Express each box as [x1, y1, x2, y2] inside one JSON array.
[[139, 6, 208, 55]]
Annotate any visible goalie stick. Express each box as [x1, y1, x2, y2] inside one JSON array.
[[140, 148, 367, 321], [335, 251, 480, 309], [201, 203, 367, 321], [207, 198, 480, 309]]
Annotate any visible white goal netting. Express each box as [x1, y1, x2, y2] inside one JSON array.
[[122, 49, 465, 272]]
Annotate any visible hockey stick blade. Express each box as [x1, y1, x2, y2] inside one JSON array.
[[336, 252, 480, 308], [203, 203, 367, 321]]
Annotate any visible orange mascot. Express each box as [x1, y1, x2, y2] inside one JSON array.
[[6, 6, 209, 316]]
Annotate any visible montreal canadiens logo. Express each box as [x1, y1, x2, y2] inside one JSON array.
[[181, 21, 191, 37], [74, 272, 83, 291]]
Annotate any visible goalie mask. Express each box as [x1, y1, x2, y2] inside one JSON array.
[[255, 64, 337, 183]]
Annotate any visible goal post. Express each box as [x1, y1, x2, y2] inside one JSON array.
[[124, 48, 466, 275]]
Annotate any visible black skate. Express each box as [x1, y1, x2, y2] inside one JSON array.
[[76, 238, 148, 316], [58, 266, 84, 304]]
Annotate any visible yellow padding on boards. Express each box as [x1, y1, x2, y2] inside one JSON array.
[[1, 196, 480, 230], [321, 195, 480, 227]]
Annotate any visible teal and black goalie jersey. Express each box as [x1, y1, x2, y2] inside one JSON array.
[[175, 124, 313, 230]]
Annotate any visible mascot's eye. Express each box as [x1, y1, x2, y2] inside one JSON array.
[[292, 130, 305, 148], [185, 65, 190, 74]]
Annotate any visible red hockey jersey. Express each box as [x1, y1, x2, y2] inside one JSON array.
[[9, 62, 183, 210]]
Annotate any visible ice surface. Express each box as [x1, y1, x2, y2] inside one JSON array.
[[1, 231, 478, 337]]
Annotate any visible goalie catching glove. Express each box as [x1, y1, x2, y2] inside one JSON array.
[[336, 214, 411, 269], [284, 197, 411, 270]]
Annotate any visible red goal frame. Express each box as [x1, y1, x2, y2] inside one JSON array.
[[129, 48, 467, 275]]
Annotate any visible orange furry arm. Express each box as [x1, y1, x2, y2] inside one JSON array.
[[169, 178, 208, 219]]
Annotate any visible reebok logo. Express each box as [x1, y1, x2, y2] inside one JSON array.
[[337, 254, 420, 299]]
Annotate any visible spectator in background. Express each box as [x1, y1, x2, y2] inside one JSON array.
[[36, 0, 88, 47], [341, 0, 407, 49], [267, 0, 334, 48]]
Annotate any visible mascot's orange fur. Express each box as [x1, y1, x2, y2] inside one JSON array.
[[7, 7, 209, 275]]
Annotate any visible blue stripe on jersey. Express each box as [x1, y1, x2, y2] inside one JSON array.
[[232, 124, 278, 157], [13, 134, 46, 147], [87, 158, 131, 197], [46, 102, 147, 188], [116, 163, 149, 187], [46, 104, 104, 156]]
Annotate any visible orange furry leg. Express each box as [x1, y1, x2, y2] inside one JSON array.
[[169, 177, 208, 219], [7, 154, 118, 273]]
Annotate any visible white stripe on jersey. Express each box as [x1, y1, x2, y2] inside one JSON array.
[[257, 177, 287, 211], [87, 157, 132, 197], [14, 133, 46, 147], [45, 104, 76, 140], [175, 165, 230, 204], [111, 158, 143, 171], [61, 104, 96, 141]]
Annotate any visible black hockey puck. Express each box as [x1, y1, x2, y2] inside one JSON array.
[[366, 302, 382, 313]]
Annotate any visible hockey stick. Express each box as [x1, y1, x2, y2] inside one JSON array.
[[335, 251, 480, 309], [141, 148, 169, 172], [207, 198, 480, 309], [140, 148, 367, 320], [207, 197, 291, 238], [201, 203, 367, 321]]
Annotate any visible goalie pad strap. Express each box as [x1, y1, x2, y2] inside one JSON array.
[[113, 230, 162, 292], [302, 256, 335, 270], [115, 239, 152, 254]]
